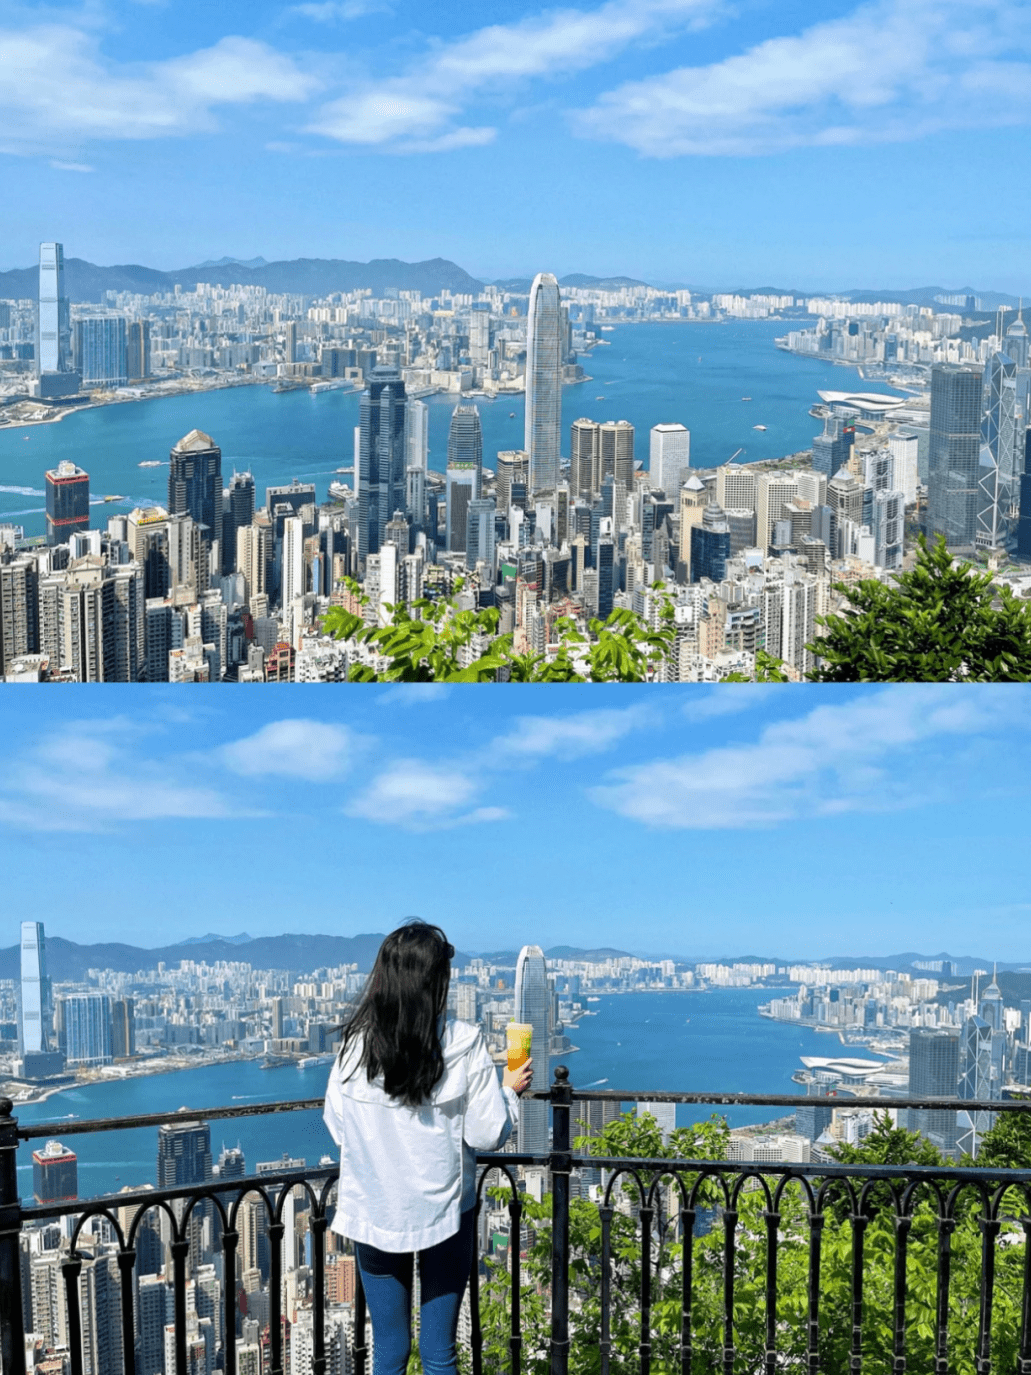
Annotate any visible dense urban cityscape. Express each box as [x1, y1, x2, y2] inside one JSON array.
[[1, 245, 1029, 682], [7, 915, 1030, 1373]]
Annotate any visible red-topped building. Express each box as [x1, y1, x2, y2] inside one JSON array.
[[32, 1140, 77, 1204]]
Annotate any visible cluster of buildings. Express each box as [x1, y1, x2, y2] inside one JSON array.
[[12, 920, 1027, 1372], [3, 247, 1030, 681], [763, 966, 1030, 1158]]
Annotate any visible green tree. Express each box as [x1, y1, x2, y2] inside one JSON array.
[[322, 582, 676, 682], [808, 534, 1031, 681]]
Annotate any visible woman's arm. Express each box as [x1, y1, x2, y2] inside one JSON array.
[[463, 1035, 522, 1152]]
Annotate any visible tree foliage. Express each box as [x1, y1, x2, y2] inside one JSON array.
[[322, 581, 676, 682], [470, 1105, 1031, 1374], [809, 535, 1031, 682]]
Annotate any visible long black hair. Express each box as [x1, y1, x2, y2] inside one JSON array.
[[339, 920, 455, 1107]]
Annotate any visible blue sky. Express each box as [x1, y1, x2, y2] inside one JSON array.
[[1, 684, 1028, 960], [1, 0, 1029, 290]]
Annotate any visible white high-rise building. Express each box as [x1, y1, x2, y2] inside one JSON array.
[[649, 424, 691, 495], [282, 516, 305, 608], [888, 432, 919, 505], [525, 273, 563, 494], [514, 945, 551, 1155], [406, 399, 428, 471]]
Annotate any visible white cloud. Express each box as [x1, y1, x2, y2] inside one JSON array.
[[492, 705, 653, 761], [221, 719, 355, 781], [307, 0, 720, 151], [681, 687, 779, 722], [591, 687, 1027, 828], [292, 0, 388, 20], [0, 726, 246, 832], [0, 26, 318, 155], [49, 158, 93, 172], [574, 0, 1031, 156], [347, 760, 505, 828]]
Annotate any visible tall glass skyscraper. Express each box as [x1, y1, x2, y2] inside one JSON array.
[[446, 406, 483, 554], [168, 430, 223, 555], [525, 274, 563, 495], [927, 364, 984, 548], [45, 460, 90, 546], [977, 351, 1020, 550], [19, 921, 52, 1056], [358, 367, 407, 560], [514, 944, 551, 1155], [36, 242, 71, 375]]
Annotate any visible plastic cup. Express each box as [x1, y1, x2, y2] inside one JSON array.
[[506, 1022, 533, 1072]]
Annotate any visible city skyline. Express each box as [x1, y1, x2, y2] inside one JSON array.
[[1, 684, 1029, 955], [1, 1, 1029, 291]]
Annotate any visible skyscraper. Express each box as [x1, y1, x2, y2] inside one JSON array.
[[60, 994, 113, 1067], [19, 922, 54, 1067], [650, 423, 691, 494], [448, 404, 483, 477], [126, 320, 151, 381], [927, 364, 984, 548], [32, 1141, 78, 1204], [570, 419, 600, 499], [1018, 428, 1031, 562], [465, 497, 497, 571], [599, 421, 635, 489], [446, 406, 483, 555], [73, 316, 128, 387], [45, 460, 90, 546], [690, 503, 731, 582], [525, 273, 563, 493], [0, 549, 40, 673], [168, 430, 223, 560], [358, 367, 407, 561], [514, 945, 551, 1155], [977, 351, 1021, 550], [907, 1028, 959, 1150], [223, 471, 256, 572], [36, 242, 80, 397], [158, 1121, 213, 1188]]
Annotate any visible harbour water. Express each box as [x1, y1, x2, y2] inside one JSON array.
[[0, 321, 900, 539], [14, 989, 843, 1201]]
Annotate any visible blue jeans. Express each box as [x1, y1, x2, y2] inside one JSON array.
[[355, 1208, 476, 1375]]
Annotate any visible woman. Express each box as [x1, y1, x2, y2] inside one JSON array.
[[323, 920, 532, 1375]]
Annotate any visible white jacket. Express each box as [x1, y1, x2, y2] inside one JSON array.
[[323, 1018, 519, 1252]]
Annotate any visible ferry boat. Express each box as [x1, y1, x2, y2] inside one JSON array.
[[600, 326, 615, 331], [298, 1053, 335, 1070], [752, 424, 767, 431], [741, 397, 752, 401], [587, 996, 601, 1003], [138, 460, 162, 468]]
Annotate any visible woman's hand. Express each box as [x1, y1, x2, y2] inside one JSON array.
[[503, 1057, 533, 1095]]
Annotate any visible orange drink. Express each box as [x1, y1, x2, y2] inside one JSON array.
[[506, 1022, 533, 1072]]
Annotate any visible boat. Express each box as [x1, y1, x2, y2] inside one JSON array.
[[595, 396, 605, 400], [103, 495, 124, 502], [741, 397, 752, 401], [509, 412, 515, 417], [138, 460, 162, 468], [600, 325, 615, 332], [335, 466, 352, 473], [753, 424, 767, 431], [298, 1053, 335, 1070], [587, 996, 601, 1003]]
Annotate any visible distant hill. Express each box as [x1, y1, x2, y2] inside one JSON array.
[[0, 933, 399, 982], [558, 274, 650, 289], [0, 256, 484, 304]]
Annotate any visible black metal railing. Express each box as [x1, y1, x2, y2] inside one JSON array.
[[1, 1067, 1029, 1375]]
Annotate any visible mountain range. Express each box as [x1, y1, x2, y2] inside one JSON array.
[[1, 935, 1023, 984], [0, 255, 1019, 309]]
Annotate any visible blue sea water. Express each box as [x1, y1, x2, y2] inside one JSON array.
[[13, 990, 838, 1202], [0, 321, 900, 539]]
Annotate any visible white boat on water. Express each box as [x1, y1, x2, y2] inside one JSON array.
[[298, 1053, 335, 1069], [138, 460, 162, 468], [753, 424, 767, 431]]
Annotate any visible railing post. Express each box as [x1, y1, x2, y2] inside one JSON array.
[[0, 1098, 26, 1375], [549, 1065, 572, 1375]]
